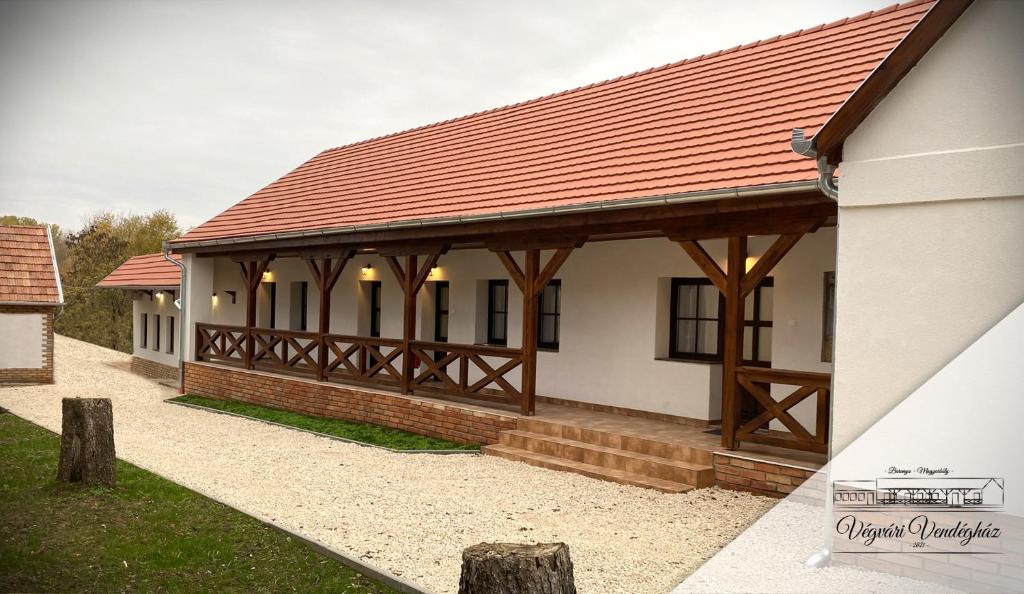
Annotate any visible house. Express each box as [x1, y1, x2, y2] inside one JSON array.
[[157, 0, 1020, 495], [796, 0, 1024, 453], [96, 253, 183, 382], [0, 225, 63, 384]]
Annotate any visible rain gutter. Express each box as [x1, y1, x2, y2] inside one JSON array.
[[169, 180, 819, 251], [791, 129, 838, 200], [162, 242, 187, 393]]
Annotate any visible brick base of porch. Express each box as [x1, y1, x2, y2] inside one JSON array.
[[183, 362, 518, 445], [131, 356, 178, 382], [713, 452, 820, 498]]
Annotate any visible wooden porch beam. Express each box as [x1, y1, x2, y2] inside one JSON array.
[[741, 231, 809, 297], [676, 240, 727, 294], [385, 256, 406, 286], [494, 251, 525, 293], [485, 234, 587, 252], [533, 247, 574, 297], [304, 251, 354, 381]]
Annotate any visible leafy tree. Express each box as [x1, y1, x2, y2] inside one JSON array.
[[4, 211, 183, 352]]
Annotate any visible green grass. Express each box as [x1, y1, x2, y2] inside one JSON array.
[[171, 394, 480, 451], [0, 413, 400, 594]]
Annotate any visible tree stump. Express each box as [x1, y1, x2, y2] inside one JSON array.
[[57, 398, 116, 486], [458, 542, 576, 594]]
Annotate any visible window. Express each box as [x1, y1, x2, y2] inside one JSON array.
[[140, 313, 148, 348], [154, 314, 161, 351], [487, 280, 508, 346], [368, 281, 382, 338], [822, 271, 836, 362], [289, 281, 308, 331], [743, 277, 773, 366], [537, 279, 561, 350], [667, 277, 773, 363], [166, 316, 175, 354], [433, 281, 449, 343], [668, 278, 722, 360], [268, 282, 277, 329]]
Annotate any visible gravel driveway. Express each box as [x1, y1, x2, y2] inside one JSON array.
[[0, 336, 775, 594]]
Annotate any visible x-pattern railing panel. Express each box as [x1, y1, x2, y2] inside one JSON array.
[[195, 323, 247, 366], [249, 328, 320, 378], [323, 334, 404, 387], [734, 366, 831, 454], [409, 340, 523, 404]]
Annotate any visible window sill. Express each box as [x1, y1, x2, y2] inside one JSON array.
[[538, 347, 559, 353], [655, 356, 722, 365]]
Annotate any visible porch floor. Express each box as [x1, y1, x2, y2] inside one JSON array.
[[410, 390, 827, 471]]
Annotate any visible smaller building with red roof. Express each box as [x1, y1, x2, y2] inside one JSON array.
[[97, 252, 183, 381], [0, 225, 63, 383]]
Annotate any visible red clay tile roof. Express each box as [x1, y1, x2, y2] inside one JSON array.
[[96, 253, 182, 289], [176, 0, 934, 245], [0, 225, 62, 305]]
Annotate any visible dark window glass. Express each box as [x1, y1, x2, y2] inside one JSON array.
[[154, 314, 161, 351], [668, 278, 721, 360], [369, 281, 382, 338], [487, 280, 508, 346], [743, 277, 774, 366], [537, 279, 560, 349], [668, 277, 773, 363], [167, 316, 175, 354], [140, 313, 148, 348], [822, 271, 836, 362], [433, 281, 449, 342], [268, 282, 277, 329]]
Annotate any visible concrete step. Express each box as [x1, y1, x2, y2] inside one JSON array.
[[518, 418, 713, 465], [482, 444, 695, 494], [498, 430, 715, 487]]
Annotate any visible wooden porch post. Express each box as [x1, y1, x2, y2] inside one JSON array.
[[385, 248, 444, 395], [237, 258, 272, 370], [721, 236, 746, 450], [521, 249, 539, 416], [306, 252, 353, 382], [401, 254, 418, 394], [492, 244, 577, 416]]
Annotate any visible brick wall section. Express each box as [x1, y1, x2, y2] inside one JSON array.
[[713, 452, 818, 498], [0, 305, 54, 384], [184, 362, 518, 445], [131, 356, 178, 381]]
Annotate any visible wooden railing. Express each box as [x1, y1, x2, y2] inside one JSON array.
[[409, 340, 523, 404], [323, 334, 405, 388], [195, 323, 248, 367], [734, 366, 831, 454], [250, 328, 320, 378]]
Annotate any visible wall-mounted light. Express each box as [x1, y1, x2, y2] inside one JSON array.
[[262, 270, 272, 281], [745, 256, 759, 273], [430, 266, 440, 277], [211, 292, 218, 302], [156, 290, 164, 299], [361, 264, 373, 276]]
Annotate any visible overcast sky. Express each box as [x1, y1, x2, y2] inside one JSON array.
[[0, 0, 891, 233]]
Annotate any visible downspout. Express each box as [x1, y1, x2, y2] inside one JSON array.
[[162, 242, 187, 394], [791, 128, 837, 569], [791, 129, 839, 200]]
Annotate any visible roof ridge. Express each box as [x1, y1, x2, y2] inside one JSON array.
[[320, 0, 930, 156], [0, 224, 47, 230]]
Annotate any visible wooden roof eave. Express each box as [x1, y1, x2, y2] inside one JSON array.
[[172, 183, 837, 257], [810, 0, 974, 165]]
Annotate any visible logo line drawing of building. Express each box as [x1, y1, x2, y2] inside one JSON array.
[[834, 478, 1005, 509]]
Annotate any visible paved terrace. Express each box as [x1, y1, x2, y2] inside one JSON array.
[[0, 336, 774, 594]]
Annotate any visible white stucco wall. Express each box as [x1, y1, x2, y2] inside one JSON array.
[[0, 313, 44, 368], [198, 230, 835, 422], [832, 0, 1024, 450], [132, 288, 180, 368]]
